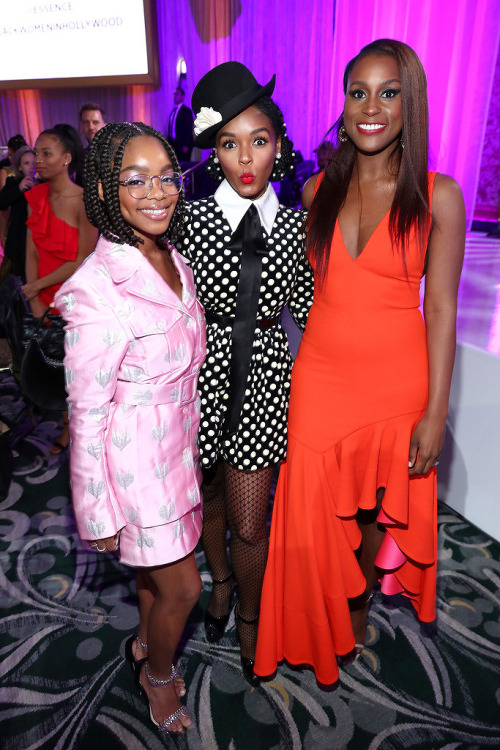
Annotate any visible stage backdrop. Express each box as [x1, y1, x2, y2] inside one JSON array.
[[1, 0, 499, 225]]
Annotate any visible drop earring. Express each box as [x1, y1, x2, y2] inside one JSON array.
[[338, 126, 348, 143], [400, 136, 405, 149]]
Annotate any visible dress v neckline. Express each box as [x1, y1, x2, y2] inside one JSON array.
[[338, 208, 390, 261]]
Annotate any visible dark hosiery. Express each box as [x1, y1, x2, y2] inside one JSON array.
[[200, 461, 233, 619], [224, 462, 274, 660]]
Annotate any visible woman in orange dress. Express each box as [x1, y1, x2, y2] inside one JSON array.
[[22, 124, 97, 452], [255, 39, 465, 685]]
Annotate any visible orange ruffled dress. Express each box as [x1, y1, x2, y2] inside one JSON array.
[[26, 182, 79, 308], [255, 173, 438, 685]]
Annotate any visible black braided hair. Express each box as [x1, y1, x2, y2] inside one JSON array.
[[83, 122, 185, 247], [206, 95, 295, 183], [41, 124, 83, 182]]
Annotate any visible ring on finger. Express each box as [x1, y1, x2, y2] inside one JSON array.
[[96, 546, 107, 552], [89, 542, 98, 548], [433, 460, 440, 467]]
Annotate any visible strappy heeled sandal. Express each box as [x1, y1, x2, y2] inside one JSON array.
[[138, 661, 191, 734], [125, 635, 185, 697], [204, 571, 234, 643], [235, 603, 261, 688]]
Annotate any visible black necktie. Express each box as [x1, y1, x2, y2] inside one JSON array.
[[223, 204, 267, 435]]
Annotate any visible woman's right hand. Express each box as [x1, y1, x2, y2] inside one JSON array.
[[89, 534, 120, 553]]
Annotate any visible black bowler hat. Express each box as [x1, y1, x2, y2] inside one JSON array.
[[191, 61, 276, 149]]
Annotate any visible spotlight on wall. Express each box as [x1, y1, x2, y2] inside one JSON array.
[[177, 58, 187, 86]]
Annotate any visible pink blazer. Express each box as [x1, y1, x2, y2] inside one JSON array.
[[54, 237, 206, 546]]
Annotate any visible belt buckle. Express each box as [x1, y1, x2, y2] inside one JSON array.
[[179, 372, 197, 405]]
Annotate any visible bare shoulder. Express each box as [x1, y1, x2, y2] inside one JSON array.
[[426, 172, 465, 275], [68, 183, 84, 200], [65, 185, 86, 220], [301, 173, 321, 209], [432, 173, 465, 219]]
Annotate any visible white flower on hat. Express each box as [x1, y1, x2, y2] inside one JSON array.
[[194, 106, 223, 136]]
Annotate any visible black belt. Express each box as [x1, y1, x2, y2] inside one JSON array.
[[205, 310, 279, 330]]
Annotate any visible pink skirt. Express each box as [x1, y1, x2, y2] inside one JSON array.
[[110, 504, 202, 567]]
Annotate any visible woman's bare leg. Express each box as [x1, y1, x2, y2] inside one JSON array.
[[134, 570, 185, 696], [135, 569, 156, 658], [138, 553, 201, 732]]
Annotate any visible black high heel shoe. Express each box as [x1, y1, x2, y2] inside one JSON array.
[[204, 571, 234, 643], [235, 603, 261, 688]]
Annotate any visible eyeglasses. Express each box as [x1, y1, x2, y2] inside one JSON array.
[[118, 171, 183, 199]]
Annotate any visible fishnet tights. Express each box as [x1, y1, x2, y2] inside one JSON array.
[[201, 462, 231, 618], [201, 460, 274, 660]]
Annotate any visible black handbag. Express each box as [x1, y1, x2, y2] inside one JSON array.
[[20, 305, 67, 411]]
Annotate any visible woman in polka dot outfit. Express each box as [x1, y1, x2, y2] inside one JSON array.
[[179, 62, 314, 685]]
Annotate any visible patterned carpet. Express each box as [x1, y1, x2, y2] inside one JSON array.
[[1, 369, 499, 750]]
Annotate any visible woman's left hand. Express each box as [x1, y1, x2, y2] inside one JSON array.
[[89, 533, 120, 553], [19, 175, 35, 192], [21, 280, 42, 301], [408, 413, 446, 476]]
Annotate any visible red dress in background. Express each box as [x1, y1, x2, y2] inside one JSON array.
[[255, 173, 438, 685], [26, 182, 79, 308]]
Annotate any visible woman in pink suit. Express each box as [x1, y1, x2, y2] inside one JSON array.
[[54, 123, 206, 735]]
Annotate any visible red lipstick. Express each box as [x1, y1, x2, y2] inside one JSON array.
[[240, 173, 255, 184]]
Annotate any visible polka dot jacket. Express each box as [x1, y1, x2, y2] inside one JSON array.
[[179, 196, 314, 471]]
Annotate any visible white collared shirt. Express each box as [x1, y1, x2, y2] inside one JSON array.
[[214, 179, 279, 236]]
